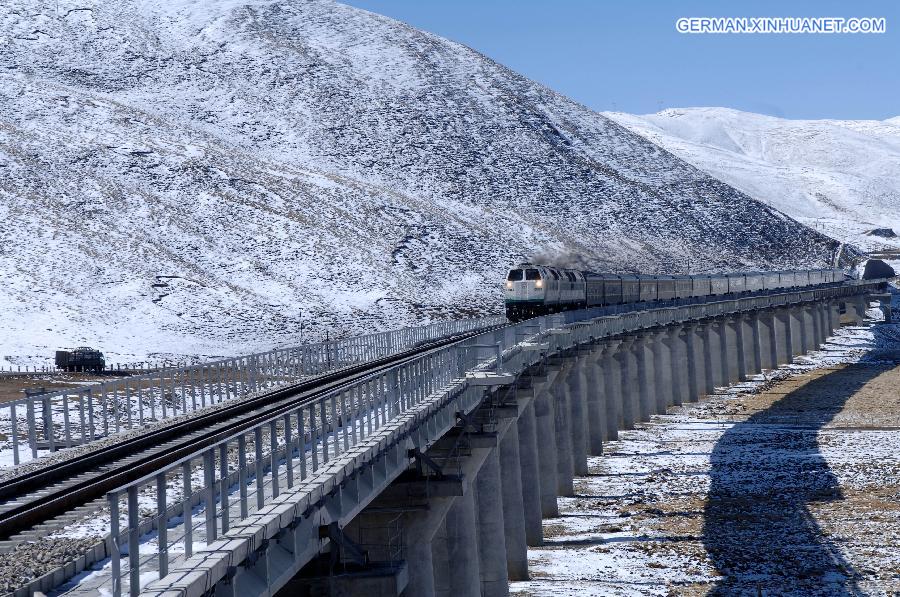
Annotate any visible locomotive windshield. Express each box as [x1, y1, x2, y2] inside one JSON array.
[[507, 269, 524, 281], [525, 269, 541, 280]]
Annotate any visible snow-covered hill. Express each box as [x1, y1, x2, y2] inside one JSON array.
[[0, 1, 841, 366], [605, 108, 900, 253]]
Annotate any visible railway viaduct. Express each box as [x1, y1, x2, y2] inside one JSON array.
[[1, 279, 890, 597], [122, 281, 886, 597]]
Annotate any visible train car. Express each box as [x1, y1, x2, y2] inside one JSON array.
[[602, 275, 623, 305], [745, 272, 764, 293], [762, 271, 780, 290], [560, 270, 586, 304], [621, 275, 640, 304], [727, 273, 746, 295], [673, 276, 693, 299], [584, 273, 606, 307], [692, 275, 712, 298], [710, 275, 729, 295], [656, 276, 676, 302], [638, 276, 658, 302], [541, 268, 562, 305], [778, 271, 788, 288], [585, 273, 622, 306]]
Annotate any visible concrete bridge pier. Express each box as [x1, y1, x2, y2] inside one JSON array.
[[635, 334, 654, 422], [600, 338, 624, 441], [694, 323, 713, 397], [684, 322, 702, 402], [820, 300, 832, 334], [475, 448, 509, 597], [617, 336, 639, 429], [715, 318, 730, 386], [431, 519, 451, 596], [800, 304, 813, 353], [514, 396, 543, 546], [722, 316, 741, 384], [651, 329, 672, 413], [550, 362, 575, 496], [828, 300, 841, 332], [532, 383, 559, 518], [808, 303, 821, 349], [828, 300, 840, 335], [774, 307, 792, 366], [732, 315, 747, 381], [499, 424, 529, 580], [743, 311, 762, 378], [816, 302, 830, 345], [800, 304, 814, 353], [601, 338, 623, 439], [757, 310, 777, 372], [443, 489, 480, 597], [662, 325, 687, 407], [812, 302, 825, 347], [563, 355, 590, 475], [788, 306, 804, 358], [702, 321, 722, 392], [582, 346, 606, 455]]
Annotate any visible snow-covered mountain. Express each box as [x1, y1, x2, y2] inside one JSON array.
[[605, 108, 900, 253], [0, 1, 841, 366]]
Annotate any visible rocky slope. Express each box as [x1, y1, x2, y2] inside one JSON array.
[[606, 107, 900, 253], [0, 1, 841, 365]]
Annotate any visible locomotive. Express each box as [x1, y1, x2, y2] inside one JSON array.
[[504, 264, 844, 322]]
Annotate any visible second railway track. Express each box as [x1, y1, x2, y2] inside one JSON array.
[[0, 326, 501, 543]]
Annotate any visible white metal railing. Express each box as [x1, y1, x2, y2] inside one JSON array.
[[101, 280, 884, 597], [107, 340, 477, 597], [0, 317, 503, 469]]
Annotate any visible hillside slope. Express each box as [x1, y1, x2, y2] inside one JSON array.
[[0, 1, 840, 365], [605, 108, 900, 252]]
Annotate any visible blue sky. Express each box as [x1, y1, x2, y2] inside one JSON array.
[[344, 0, 899, 120]]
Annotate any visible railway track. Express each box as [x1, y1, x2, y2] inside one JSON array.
[[0, 326, 500, 545]]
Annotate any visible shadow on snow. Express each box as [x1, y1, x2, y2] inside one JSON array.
[[701, 363, 889, 596]]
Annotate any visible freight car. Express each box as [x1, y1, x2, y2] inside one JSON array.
[[503, 264, 844, 321]]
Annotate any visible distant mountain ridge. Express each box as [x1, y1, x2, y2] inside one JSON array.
[[605, 107, 900, 253], [0, 1, 841, 365]]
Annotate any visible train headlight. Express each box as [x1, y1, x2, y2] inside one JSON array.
[[506, 281, 513, 289], [535, 280, 543, 289]]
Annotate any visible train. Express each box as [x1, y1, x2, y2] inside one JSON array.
[[503, 264, 845, 322]]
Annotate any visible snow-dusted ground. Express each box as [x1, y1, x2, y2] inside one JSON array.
[[605, 108, 900, 255], [0, 1, 842, 369], [513, 303, 900, 595]]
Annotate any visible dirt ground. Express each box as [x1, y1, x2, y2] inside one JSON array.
[[0, 367, 271, 404], [512, 324, 900, 596], [0, 374, 107, 403]]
